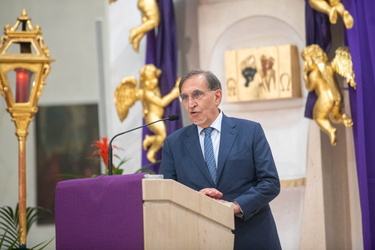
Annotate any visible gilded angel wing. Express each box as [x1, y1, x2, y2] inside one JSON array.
[[114, 77, 143, 122], [331, 46, 356, 89]]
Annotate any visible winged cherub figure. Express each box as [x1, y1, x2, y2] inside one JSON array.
[[129, 0, 160, 52], [114, 64, 180, 162], [308, 0, 354, 29], [108, 0, 159, 52], [301, 44, 355, 146]]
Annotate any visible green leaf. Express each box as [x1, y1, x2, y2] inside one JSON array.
[[0, 231, 18, 249], [116, 158, 128, 168], [113, 167, 124, 175], [134, 169, 155, 174], [26, 207, 52, 233], [0, 206, 18, 240], [0, 204, 53, 249], [29, 237, 54, 250]]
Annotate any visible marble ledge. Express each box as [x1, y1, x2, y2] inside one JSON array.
[[221, 97, 306, 113]]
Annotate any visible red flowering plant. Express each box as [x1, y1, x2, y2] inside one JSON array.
[[93, 137, 127, 175]]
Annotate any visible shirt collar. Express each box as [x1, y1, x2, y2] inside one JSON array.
[[198, 110, 223, 134]]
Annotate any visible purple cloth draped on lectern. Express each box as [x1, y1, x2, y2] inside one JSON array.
[[142, 0, 182, 173], [55, 173, 145, 250], [342, 0, 375, 248], [304, 0, 332, 118]]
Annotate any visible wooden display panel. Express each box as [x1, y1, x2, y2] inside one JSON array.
[[225, 44, 301, 102]]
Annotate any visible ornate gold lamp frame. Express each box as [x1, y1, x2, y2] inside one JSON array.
[[0, 10, 54, 247]]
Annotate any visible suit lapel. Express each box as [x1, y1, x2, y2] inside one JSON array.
[[183, 125, 215, 185], [217, 115, 237, 182]]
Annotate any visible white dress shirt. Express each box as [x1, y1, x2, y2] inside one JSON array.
[[197, 111, 223, 168]]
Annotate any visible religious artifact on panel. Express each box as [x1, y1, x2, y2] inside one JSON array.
[[225, 44, 301, 102]]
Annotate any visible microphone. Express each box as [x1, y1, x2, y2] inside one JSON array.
[[166, 114, 179, 121], [107, 114, 180, 175]]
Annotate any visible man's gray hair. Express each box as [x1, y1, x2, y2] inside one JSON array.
[[179, 69, 222, 92]]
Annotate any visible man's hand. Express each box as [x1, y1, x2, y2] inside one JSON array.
[[231, 201, 241, 214], [199, 188, 223, 199], [199, 189, 242, 215], [216, 200, 242, 214]]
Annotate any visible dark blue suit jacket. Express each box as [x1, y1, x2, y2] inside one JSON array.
[[159, 114, 281, 250]]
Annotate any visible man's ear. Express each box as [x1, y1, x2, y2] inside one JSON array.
[[214, 89, 223, 104]]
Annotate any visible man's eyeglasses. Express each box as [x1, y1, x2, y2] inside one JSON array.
[[179, 90, 213, 103]]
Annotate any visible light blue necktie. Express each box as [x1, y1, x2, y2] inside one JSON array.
[[203, 127, 217, 184]]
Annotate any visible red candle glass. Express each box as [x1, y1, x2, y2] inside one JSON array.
[[15, 68, 30, 103]]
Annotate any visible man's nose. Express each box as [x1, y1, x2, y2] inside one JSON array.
[[187, 96, 197, 107]]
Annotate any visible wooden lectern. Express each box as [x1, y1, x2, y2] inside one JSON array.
[[55, 174, 234, 249], [143, 178, 234, 249]]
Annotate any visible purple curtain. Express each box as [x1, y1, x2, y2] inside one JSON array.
[[342, 0, 375, 249], [142, 0, 182, 173]]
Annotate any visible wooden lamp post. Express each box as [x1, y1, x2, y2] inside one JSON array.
[[0, 9, 54, 248]]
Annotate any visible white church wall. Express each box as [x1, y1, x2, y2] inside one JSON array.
[[0, 0, 109, 248]]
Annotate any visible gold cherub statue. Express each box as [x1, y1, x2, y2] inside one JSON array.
[[114, 64, 180, 162], [129, 0, 160, 52], [308, 0, 354, 29], [301, 44, 355, 146], [108, 0, 159, 52]]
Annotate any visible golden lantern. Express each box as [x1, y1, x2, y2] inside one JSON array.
[[0, 9, 54, 247]]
